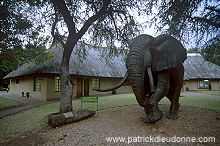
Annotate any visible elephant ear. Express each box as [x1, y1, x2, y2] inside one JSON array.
[[151, 34, 187, 71]]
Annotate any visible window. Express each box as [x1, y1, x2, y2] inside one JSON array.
[[16, 79, 19, 84], [198, 80, 209, 88], [55, 77, 60, 92], [34, 78, 41, 91], [92, 79, 100, 89]]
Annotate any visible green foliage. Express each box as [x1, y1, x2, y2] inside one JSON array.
[[0, 0, 51, 82], [153, 0, 219, 66], [187, 48, 200, 53], [187, 36, 220, 66], [0, 0, 33, 48], [0, 0, 31, 77], [51, 0, 155, 48], [201, 36, 220, 66], [154, 0, 219, 45], [0, 43, 53, 82], [21, 44, 54, 65]]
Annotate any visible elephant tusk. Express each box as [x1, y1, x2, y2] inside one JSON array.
[[147, 67, 155, 93]]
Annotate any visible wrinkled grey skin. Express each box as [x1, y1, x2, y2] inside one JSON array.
[[96, 34, 187, 123]]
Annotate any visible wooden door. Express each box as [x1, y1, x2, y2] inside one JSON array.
[[84, 79, 89, 96], [77, 78, 83, 98]]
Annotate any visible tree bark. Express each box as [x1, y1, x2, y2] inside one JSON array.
[[51, 0, 78, 113], [48, 110, 96, 128], [59, 54, 74, 113], [59, 37, 77, 113]]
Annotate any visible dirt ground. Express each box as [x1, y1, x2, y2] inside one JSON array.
[[2, 104, 220, 146]]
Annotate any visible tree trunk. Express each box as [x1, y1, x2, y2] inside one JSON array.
[[59, 63, 73, 113], [48, 110, 96, 128], [51, 0, 111, 114], [59, 38, 77, 113]]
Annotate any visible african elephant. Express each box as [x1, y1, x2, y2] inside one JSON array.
[[95, 34, 187, 123]]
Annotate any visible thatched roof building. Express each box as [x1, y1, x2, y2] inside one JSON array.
[[4, 42, 126, 79], [4, 43, 220, 81], [184, 53, 220, 80], [4, 42, 220, 100]]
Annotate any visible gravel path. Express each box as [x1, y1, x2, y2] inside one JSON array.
[[39, 104, 220, 146], [1, 91, 220, 146]]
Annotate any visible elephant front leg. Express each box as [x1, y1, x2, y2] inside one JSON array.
[[143, 71, 169, 123], [143, 102, 163, 123]]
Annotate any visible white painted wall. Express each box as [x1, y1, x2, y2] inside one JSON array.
[[9, 75, 220, 101], [9, 76, 46, 100], [183, 79, 220, 91]]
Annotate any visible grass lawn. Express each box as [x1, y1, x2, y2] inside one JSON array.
[[0, 93, 220, 143], [200, 90, 220, 96], [0, 97, 21, 110], [159, 96, 220, 113]]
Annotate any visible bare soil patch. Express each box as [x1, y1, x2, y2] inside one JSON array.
[[2, 104, 220, 146]]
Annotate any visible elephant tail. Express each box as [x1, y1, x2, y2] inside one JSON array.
[[94, 71, 128, 92]]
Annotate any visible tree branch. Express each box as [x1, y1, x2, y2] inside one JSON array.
[[109, 13, 120, 39], [205, 6, 220, 13], [51, 0, 76, 37], [192, 17, 220, 28], [51, 10, 65, 47], [77, 0, 111, 39]]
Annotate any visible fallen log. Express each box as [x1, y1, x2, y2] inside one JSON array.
[[48, 110, 96, 128]]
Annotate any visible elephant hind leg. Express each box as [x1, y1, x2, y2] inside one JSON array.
[[166, 88, 181, 119], [166, 63, 184, 119]]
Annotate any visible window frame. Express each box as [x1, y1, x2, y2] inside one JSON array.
[[92, 79, 100, 89], [198, 80, 209, 89], [34, 77, 41, 92], [55, 77, 60, 92], [16, 79, 19, 84]]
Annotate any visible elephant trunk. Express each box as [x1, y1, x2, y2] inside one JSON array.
[[94, 72, 128, 92], [129, 73, 148, 107], [127, 34, 155, 107]]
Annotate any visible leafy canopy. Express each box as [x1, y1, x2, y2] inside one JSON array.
[[50, 0, 156, 48], [154, 0, 219, 42], [1, 0, 219, 76], [153, 0, 219, 64], [0, 0, 53, 81]]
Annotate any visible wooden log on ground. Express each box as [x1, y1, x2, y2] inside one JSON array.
[[48, 110, 96, 128]]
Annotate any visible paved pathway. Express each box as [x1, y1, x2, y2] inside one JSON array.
[[0, 91, 56, 118], [181, 91, 220, 98]]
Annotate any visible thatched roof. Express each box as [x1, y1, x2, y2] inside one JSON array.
[[183, 53, 220, 80], [4, 42, 126, 79], [4, 43, 220, 80]]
